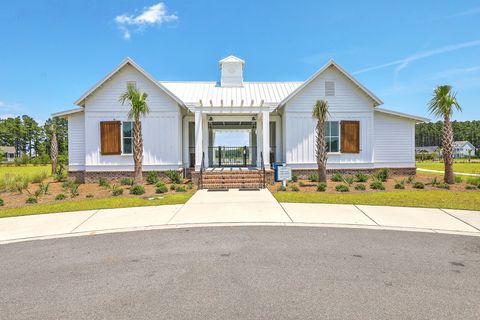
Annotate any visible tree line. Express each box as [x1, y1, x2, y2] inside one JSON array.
[[416, 120, 480, 155], [0, 116, 68, 162]]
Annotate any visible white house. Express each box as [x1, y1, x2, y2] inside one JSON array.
[[53, 56, 427, 185], [453, 141, 476, 158], [0, 146, 15, 162]]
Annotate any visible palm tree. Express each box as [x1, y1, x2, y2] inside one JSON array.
[[312, 100, 329, 182], [50, 123, 58, 175], [428, 85, 461, 184], [119, 83, 150, 184]]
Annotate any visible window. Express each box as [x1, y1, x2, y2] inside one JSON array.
[[122, 121, 133, 154], [126, 81, 137, 89], [325, 121, 339, 152], [325, 81, 335, 96]]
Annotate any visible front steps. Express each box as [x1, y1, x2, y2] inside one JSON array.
[[201, 169, 265, 189]]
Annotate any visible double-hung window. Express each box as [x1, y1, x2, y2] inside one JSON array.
[[122, 121, 133, 155], [325, 121, 340, 153]]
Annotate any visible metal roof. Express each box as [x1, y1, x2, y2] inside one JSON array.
[[0, 146, 15, 154], [160, 81, 302, 107]]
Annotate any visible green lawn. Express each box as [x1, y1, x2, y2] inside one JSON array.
[[0, 165, 51, 178], [416, 161, 480, 175], [274, 190, 480, 211], [0, 193, 192, 219]]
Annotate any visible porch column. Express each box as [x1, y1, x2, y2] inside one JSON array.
[[262, 111, 270, 167], [202, 113, 209, 167], [256, 114, 262, 167], [194, 110, 203, 171]]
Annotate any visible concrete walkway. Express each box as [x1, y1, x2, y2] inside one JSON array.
[[1, 189, 479, 244], [417, 168, 480, 177]]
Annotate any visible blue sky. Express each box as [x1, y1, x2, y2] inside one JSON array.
[[1, 0, 479, 123]]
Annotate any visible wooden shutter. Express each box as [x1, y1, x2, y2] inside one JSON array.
[[341, 121, 360, 153], [100, 121, 121, 155]]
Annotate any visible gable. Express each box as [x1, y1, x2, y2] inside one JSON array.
[[83, 63, 181, 112], [285, 65, 377, 113]]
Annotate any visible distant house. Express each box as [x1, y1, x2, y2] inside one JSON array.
[[0, 146, 15, 162], [453, 141, 476, 158], [415, 146, 440, 154]]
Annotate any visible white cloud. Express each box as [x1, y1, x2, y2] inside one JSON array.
[[115, 2, 178, 40], [352, 40, 480, 75], [0, 114, 17, 120]]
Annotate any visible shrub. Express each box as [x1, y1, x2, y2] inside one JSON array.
[[26, 196, 37, 204], [454, 175, 463, 183], [394, 181, 405, 189], [331, 173, 343, 182], [175, 186, 186, 192], [406, 175, 415, 184], [155, 181, 166, 187], [146, 171, 159, 184], [374, 168, 390, 182], [31, 171, 48, 184], [291, 174, 298, 182], [187, 182, 193, 190], [299, 181, 305, 187], [428, 176, 438, 186], [14, 177, 29, 193], [0, 198, 3, 206], [370, 180, 385, 190], [277, 185, 287, 192], [120, 178, 134, 186], [343, 175, 354, 185], [290, 184, 300, 192], [112, 185, 124, 196], [170, 184, 176, 191], [155, 184, 168, 194], [466, 185, 477, 190], [354, 172, 368, 183], [98, 177, 110, 189], [53, 173, 66, 182], [436, 182, 450, 190], [86, 193, 94, 198], [308, 173, 319, 182], [130, 185, 145, 195], [466, 177, 480, 186], [317, 182, 327, 192], [354, 184, 366, 191], [69, 183, 80, 197], [55, 193, 66, 201], [62, 179, 75, 191], [336, 184, 349, 192], [413, 181, 425, 189], [39, 182, 50, 195], [166, 170, 182, 184]]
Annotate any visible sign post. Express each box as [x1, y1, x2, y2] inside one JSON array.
[[277, 164, 292, 188]]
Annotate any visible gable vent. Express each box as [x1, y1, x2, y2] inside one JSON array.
[[325, 81, 335, 96]]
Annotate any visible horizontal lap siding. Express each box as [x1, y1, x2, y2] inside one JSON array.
[[374, 112, 415, 163], [68, 113, 85, 169]]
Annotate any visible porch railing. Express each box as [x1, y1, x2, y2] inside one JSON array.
[[208, 146, 257, 167]]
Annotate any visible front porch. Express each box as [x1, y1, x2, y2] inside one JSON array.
[[183, 112, 281, 171]]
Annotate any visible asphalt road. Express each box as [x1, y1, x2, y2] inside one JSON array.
[[0, 226, 479, 319]]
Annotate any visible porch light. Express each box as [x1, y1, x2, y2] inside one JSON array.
[[252, 116, 256, 121], [209, 116, 213, 121]]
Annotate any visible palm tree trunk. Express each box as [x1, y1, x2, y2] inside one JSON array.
[[133, 117, 143, 184], [51, 126, 58, 175], [316, 121, 327, 182], [442, 115, 454, 184]]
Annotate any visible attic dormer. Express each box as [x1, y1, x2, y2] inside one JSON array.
[[219, 55, 245, 87]]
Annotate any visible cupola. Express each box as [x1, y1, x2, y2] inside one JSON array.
[[219, 55, 245, 87]]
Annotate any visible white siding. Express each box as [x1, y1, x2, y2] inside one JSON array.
[[374, 112, 415, 167], [82, 64, 183, 171], [283, 65, 376, 169], [68, 112, 85, 170]]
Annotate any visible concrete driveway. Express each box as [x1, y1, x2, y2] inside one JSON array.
[[0, 189, 479, 244]]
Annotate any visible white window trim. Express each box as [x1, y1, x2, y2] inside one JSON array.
[[326, 120, 340, 154], [121, 121, 133, 156]]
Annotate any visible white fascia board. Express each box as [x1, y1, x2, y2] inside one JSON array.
[[278, 59, 383, 109], [74, 57, 186, 109], [375, 107, 429, 123], [52, 107, 84, 118]]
